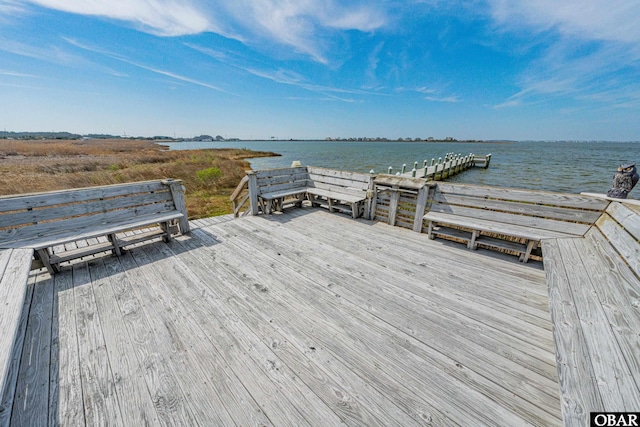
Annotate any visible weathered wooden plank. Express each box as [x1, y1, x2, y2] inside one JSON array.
[[168, 233, 436, 426], [306, 187, 366, 203], [258, 180, 308, 196], [412, 186, 430, 232], [176, 228, 467, 425], [11, 271, 54, 427], [424, 211, 576, 240], [260, 187, 308, 201], [307, 180, 368, 196], [286, 209, 553, 314], [227, 215, 558, 379], [556, 237, 640, 410], [256, 172, 309, 186], [162, 179, 190, 234], [583, 229, 640, 394], [541, 238, 603, 427], [121, 245, 292, 426], [253, 166, 308, 179], [0, 190, 172, 230], [434, 193, 603, 223], [140, 242, 348, 426], [247, 172, 259, 216], [307, 167, 371, 183], [0, 254, 33, 427], [54, 263, 85, 426], [0, 180, 168, 213], [236, 213, 555, 350], [1, 210, 182, 248], [0, 249, 33, 423], [436, 182, 609, 210], [374, 175, 427, 190], [606, 201, 640, 242], [195, 222, 555, 425], [426, 207, 589, 237], [100, 254, 197, 425], [307, 174, 369, 190], [89, 258, 160, 426], [596, 213, 640, 277], [73, 261, 124, 426]]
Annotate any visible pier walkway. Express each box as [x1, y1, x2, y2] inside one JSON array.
[[9, 207, 561, 426]]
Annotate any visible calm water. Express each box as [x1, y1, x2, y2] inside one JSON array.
[[164, 140, 640, 199]]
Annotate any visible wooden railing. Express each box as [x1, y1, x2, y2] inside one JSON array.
[[397, 152, 483, 180], [230, 175, 251, 218]]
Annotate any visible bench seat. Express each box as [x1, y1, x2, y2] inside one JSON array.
[[0, 248, 33, 424], [259, 188, 308, 201], [422, 183, 607, 262], [250, 166, 372, 218], [0, 179, 190, 274], [306, 187, 367, 218], [1, 211, 183, 250], [259, 188, 307, 214], [306, 187, 365, 204], [423, 212, 577, 262]]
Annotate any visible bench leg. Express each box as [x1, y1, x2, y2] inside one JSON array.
[[108, 233, 123, 256], [159, 223, 174, 243], [36, 248, 58, 274], [427, 221, 434, 239], [520, 240, 536, 263], [468, 230, 479, 250], [328, 198, 334, 213], [351, 202, 358, 219]]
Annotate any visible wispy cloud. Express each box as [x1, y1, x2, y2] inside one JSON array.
[[487, 0, 640, 108], [0, 0, 27, 16], [424, 95, 460, 103], [23, 0, 211, 36], [488, 0, 640, 44], [0, 70, 42, 78], [64, 37, 230, 94], [18, 0, 386, 63], [187, 41, 383, 102]]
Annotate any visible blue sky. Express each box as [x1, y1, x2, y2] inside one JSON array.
[[1, 0, 639, 140]]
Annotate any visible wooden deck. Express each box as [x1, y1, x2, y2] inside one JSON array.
[[10, 207, 561, 426]]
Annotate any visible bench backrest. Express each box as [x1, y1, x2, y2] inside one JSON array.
[[590, 201, 640, 278], [306, 167, 371, 197], [253, 167, 310, 196], [0, 179, 187, 247], [431, 182, 610, 236]]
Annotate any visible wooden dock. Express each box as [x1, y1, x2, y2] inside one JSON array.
[[397, 152, 491, 180], [7, 208, 562, 426]]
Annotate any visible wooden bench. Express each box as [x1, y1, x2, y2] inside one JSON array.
[[0, 248, 33, 424], [423, 183, 608, 262], [247, 167, 372, 218], [249, 167, 309, 214], [0, 179, 190, 274], [542, 200, 640, 426], [306, 167, 370, 219]]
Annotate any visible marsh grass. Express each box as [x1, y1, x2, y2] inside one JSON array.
[[0, 139, 278, 218]]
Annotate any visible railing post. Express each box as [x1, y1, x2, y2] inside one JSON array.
[[163, 179, 190, 234], [413, 185, 429, 233], [365, 173, 376, 220], [247, 171, 259, 216]]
